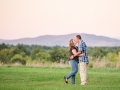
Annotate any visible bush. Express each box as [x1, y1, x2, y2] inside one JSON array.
[[88, 62, 93, 68], [106, 52, 119, 62], [11, 54, 26, 65]]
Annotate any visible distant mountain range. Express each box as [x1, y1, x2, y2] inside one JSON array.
[[0, 33, 120, 46], [116, 38, 120, 40]]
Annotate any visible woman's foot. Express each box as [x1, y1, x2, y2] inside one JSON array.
[[64, 76, 68, 83]]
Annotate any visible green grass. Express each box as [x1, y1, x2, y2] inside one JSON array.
[[0, 66, 120, 90]]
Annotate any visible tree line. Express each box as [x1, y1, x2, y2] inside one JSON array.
[[0, 43, 120, 68]]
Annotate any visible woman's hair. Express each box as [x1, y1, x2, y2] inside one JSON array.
[[68, 39, 75, 52]]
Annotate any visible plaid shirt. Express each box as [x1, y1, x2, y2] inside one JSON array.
[[78, 40, 89, 64]]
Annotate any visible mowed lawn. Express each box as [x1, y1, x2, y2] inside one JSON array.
[[0, 66, 120, 90]]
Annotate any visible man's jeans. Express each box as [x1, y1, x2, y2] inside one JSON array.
[[79, 62, 87, 84], [66, 60, 78, 84]]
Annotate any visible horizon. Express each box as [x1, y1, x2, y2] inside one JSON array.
[[0, 33, 120, 40], [0, 0, 120, 39]]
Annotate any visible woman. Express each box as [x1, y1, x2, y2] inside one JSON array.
[[64, 39, 84, 84]]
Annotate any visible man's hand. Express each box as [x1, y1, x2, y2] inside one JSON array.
[[79, 53, 85, 56], [70, 55, 74, 59]]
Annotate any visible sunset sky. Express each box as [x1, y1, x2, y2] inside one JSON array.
[[0, 0, 120, 39]]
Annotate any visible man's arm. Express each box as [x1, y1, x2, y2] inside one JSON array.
[[70, 49, 82, 59], [73, 51, 81, 57], [72, 49, 81, 57]]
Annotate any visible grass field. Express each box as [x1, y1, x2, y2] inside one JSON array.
[[0, 66, 120, 90]]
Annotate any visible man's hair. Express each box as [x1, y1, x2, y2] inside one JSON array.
[[76, 35, 81, 39]]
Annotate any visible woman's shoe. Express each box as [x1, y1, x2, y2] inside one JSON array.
[[64, 76, 68, 83]]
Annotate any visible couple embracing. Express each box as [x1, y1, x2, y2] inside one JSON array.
[[64, 35, 89, 85]]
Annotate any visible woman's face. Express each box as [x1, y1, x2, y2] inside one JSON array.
[[75, 37, 79, 43], [73, 39, 77, 45]]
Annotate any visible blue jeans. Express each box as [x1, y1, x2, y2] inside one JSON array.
[[65, 60, 78, 84]]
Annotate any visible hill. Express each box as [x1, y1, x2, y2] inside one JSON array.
[[0, 33, 120, 46]]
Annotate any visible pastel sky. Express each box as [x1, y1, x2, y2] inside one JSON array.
[[0, 0, 120, 39]]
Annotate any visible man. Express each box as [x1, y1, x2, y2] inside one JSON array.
[[70, 35, 89, 85]]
